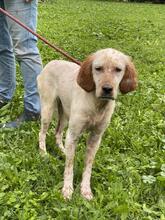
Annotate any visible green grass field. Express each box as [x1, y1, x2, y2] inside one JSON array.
[[0, 0, 165, 219]]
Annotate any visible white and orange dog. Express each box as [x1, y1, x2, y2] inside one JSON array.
[[37, 48, 138, 200]]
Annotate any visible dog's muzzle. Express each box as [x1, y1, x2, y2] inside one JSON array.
[[100, 84, 115, 100]]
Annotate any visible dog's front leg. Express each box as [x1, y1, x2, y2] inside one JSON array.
[[81, 131, 103, 200], [62, 128, 80, 200]]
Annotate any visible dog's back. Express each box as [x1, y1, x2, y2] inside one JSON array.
[[37, 60, 80, 96], [37, 60, 80, 117]]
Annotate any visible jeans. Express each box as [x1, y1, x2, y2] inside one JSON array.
[[0, 0, 42, 114]]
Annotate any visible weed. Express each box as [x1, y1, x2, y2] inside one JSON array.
[[0, 1, 164, 219]]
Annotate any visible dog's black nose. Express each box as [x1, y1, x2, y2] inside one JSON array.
[[102, 84, 113, 94]]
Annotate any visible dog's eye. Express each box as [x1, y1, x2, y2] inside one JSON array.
[[115, 67, 122, 72], [95, 66, 103, 71]]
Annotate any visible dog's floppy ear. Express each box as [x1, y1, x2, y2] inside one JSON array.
[[77, 55, 95, 92], [119, 58, 138, 94]]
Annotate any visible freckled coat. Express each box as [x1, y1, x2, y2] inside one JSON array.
[[37, 48, 138, 200]]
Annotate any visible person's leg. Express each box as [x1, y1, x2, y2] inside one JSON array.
[[0, 0, 42, 128], [4, 0, 42, 114], [0, 0, 16, 107]]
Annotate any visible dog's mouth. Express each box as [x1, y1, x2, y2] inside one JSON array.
[[99, 96, 116, 101]]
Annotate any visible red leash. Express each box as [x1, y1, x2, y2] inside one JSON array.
[[0, 7, 82, 66]]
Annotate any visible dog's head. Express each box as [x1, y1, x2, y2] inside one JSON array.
[[77, 48, 138, 100]]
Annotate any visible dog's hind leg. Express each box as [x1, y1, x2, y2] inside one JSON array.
[[55, 98, 67, 154], [39, 101, 55, 155], [38, 79, 57, 155]]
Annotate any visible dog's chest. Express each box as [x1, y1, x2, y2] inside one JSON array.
[[85, 102, 115, 130], [86, 111, 106, 128]]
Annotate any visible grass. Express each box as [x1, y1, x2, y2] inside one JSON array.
[[0, 0, 165, 219]]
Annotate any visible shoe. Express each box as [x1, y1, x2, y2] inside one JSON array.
[[0, 98, 8, 109], [0, 109, 40, 128]]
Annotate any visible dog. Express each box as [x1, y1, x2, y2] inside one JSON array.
[[37, 48, 138, 200]]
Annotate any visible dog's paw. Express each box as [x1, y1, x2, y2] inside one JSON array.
[[62, 185, 73, 200], [39, 148, 47, 157], [81, 186, 93, 200]]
